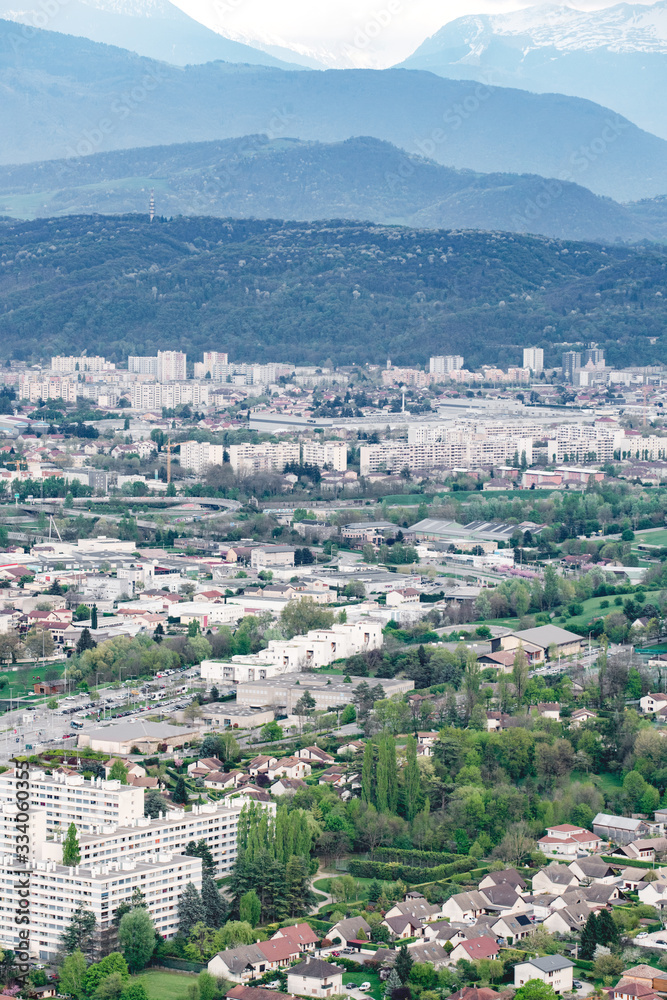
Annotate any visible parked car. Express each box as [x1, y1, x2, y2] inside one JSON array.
[[264, 983, 280, 990], [359, 984, 372, 992], [573, 981, 583, 989], [636, 932, 649, 939]]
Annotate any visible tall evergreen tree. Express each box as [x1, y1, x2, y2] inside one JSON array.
[[361, 741, 374, 804], [91, 604, 98, 630], [596, 908, 619, 947], [395, 943, 414, 984], [172, 775, 189, 805], [376, 738, 389, 812], [201, 873, 227, 927], [285, 855, 316, 917], [178, 883, 205, 937], [580, 912, 599, 960]]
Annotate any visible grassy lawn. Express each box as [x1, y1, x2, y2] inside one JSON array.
[[634, 529, 667, 546], [135, 970, 197, 1000], [593, 772, 623, 796], [0, 661, 66, 698], [340, 968, 383, 1000]]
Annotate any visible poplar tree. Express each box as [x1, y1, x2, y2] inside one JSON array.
[[62, 822, 81, 867], [402, 735, 422, 820], [361, 740, 374, 804]]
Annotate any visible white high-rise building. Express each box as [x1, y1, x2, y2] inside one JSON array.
[[0, 850, 202, 960], [128, 355, 158, 376], [523, 348, 544, 373], [0, 769, 144, 832], [51, 356, 112, 373], [157, 350, 187, 382], [228, 442, 300, 474], [301, 441, 347, 471], [180, 440, 226, 475], [429, 356, 464, 376]]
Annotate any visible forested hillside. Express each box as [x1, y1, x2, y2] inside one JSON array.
[[1, 214, 666, 368], [3, 136, 667, 245]]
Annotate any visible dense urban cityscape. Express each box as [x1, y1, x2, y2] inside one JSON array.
[[0, 339, 665, 1000]]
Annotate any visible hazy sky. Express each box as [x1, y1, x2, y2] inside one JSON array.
[[173, 0, 658, 67]]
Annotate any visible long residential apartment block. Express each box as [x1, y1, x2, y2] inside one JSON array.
[[0, 850, 201, 960], [0, 769, 144, 832], [39, 800, 242, 876], [359, 435, 533, 476]]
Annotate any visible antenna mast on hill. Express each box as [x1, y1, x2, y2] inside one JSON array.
[[149, 190, 155, 222]]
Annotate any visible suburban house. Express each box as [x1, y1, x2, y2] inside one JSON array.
[[640, 694, 667, 715], [570, 708, 598, 726], [611, 839, 667, 862], [382, 915, 424, 940], [295, 746, 335, 766], [441, 890, 488, 923], [488, 913, 535, 945], [449, 936, 500, 964], [478, 869, 527, 892], [568, 858, 617, 883], [328, 917, 372, 947], [537, 823, 603, 857], [542, 904, 592, 936], [286, 959, 343, 998], [385, 900, 442, 923], [271, 923, 319, 954], [532, 864, 580, 894], [514, 956, 574, 993]]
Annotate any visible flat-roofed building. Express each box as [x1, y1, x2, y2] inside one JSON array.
[[0, 851, 201, 961]]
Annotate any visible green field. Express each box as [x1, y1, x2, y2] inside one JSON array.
[[634, 529, 667, 547], [339, 968, 383, 1000], [0, 661, 66, 699], [135, 970, 197, 1000]]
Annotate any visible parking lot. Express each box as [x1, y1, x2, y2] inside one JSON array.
[[634, 930, 667, 949]]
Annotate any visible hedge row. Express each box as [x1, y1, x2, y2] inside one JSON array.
[[374, 847, 459, 867], [348, 857, 480, 883], [600, 855, 657, 869]]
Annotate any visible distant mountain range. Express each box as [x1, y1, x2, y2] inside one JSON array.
[[2, 19, 667, 205], [0, 0, 307, 68], [1, 136, 667, 245], [398, 1, 667, 140]]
